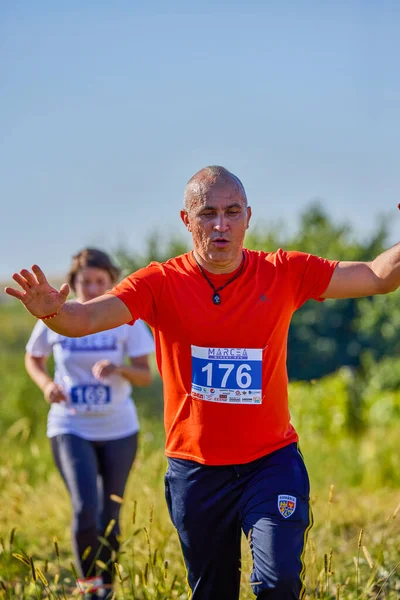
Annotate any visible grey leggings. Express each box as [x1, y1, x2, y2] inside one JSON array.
[[51, 433, 138, 584]]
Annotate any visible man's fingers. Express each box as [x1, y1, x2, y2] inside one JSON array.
[[60, 283, 70, 299], [20, 269, 38, 287], [32, 264, 48, 285], [12, 273, 31, 292], [4, 286, 25, 300]]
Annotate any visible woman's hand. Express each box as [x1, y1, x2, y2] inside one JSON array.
[[92, 359, 118, 380], [43, 381, 67, 404], [5, 265, 70, 318]]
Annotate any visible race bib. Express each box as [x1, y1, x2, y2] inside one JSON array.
[[70, 384, 111, 413], [191, 346, 262, 404]]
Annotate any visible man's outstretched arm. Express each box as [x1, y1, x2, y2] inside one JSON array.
[[322, 243, 400, 299], [5, 265, 132, 336]]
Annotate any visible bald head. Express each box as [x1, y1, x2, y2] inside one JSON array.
[[184, 166, 247, 212]]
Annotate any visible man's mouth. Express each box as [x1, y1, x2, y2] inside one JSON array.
[[212, 238, 229, 248]]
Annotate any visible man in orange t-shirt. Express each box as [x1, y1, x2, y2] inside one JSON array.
[[6, 166, 400, 600], [110, 247, 336, 467]]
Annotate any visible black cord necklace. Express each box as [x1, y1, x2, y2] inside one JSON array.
[[193, 252, 246, 305]]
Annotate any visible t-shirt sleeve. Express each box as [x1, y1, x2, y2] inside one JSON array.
[[126, 320, 155, 358], [25, 320, 52, 357], [108, 264, 164, 327], [283, 250, 338, 310]]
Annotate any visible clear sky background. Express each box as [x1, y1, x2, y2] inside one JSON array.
[[1, 0, 399, 282]]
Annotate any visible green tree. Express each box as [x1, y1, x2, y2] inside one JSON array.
[[247, 202, 389, 380], [113, 203, 395, 381], [115, 231, 189, 274]]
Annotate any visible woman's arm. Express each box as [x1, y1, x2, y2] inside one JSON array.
[[92, 355, 153, 387], [25, 354, 66, 403]]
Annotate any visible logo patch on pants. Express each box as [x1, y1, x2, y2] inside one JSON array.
[[278, 495, 297, 518]]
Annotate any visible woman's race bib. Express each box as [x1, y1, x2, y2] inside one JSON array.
[[70, 384, 111, 412], [61, 376, 113, 414]]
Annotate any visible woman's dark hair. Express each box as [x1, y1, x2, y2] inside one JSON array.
[[67, 248, 120, 291]]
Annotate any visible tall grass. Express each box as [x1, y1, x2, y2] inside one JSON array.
[[1, 429, 399, 598], [0, 303, 399, 598]]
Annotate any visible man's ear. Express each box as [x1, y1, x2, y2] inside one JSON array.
[[246, 206, 252, 230], [180, 209, 192, 232]]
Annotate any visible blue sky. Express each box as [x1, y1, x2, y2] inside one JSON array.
[[1, 0, 399, 281]]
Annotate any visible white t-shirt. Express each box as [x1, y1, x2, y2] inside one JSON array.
[[26, 320, 155, 441]]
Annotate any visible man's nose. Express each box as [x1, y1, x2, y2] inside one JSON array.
[[213, 215, 229, 232]]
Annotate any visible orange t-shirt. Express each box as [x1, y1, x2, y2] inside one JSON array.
[[109, 248, 337, 465]]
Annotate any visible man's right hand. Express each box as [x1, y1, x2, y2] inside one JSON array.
[[4, 265, 70, 318]]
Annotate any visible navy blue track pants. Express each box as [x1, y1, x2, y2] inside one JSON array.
[[51, 433, 138, 584], [165, 443, 312, 600]]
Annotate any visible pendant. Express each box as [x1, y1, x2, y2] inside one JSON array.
[[212, 293, 221, 305]]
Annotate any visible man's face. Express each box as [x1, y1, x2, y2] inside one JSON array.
[[180, 183, 252, 271]]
